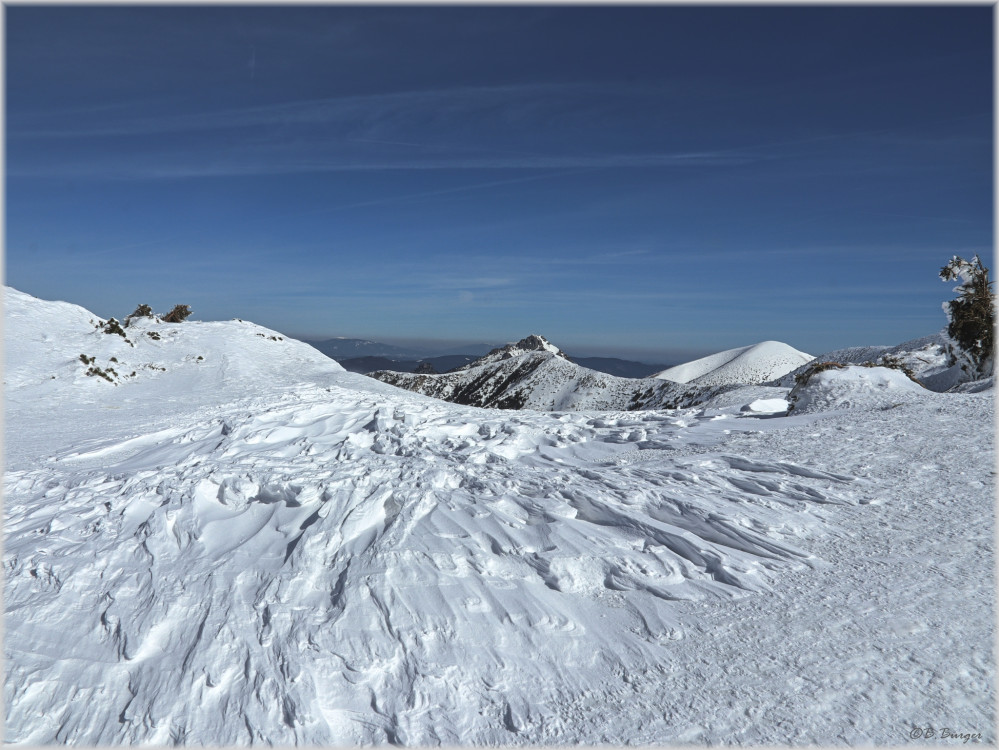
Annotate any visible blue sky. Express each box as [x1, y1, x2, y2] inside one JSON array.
[[5, 5, 993, 360]]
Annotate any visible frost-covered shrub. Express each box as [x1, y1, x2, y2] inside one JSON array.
[[162, 305, 192, 323], [124, 304, 154, 327], [85, 365, 117, 383], [101, 318, 126, 337], [940, 255, 994, 378], [793, 361, 848, 386], [875, 354, 921, 383]]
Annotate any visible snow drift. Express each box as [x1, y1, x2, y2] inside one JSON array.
[[788, 365, 927, 414]]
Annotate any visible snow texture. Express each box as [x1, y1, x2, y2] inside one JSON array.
[[4, 288, 994, 745]]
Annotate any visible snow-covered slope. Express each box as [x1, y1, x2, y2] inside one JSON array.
[[3, 287, 353, 469], [652, 341, 814, 387], [768, 332, 978, 393], [4, 287, 346, 392], [4, 288, 994, 745]]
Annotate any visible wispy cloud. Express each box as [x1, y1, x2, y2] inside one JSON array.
[[7, 79, 769, 179], [16, 82, 981, 181], [8, 82, 654, 139], [7, 152, 759, 180]]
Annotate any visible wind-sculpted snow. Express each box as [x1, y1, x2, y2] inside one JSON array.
[[4, 380, 861, 745]]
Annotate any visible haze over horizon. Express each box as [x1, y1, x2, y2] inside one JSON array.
[[6, 5, 992, 359], [279, 332, 714, 365]]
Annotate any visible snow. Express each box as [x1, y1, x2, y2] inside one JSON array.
[[788, 365, 927, 414], [743, 397, 790, 413], [3, 287, 348, 470], [652, 340, 814, 387], [770, 332, 971, 393], [4, 287, 994, 744]]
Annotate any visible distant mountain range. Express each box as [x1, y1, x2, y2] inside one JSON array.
[[367, 334, 754, 411], [334, 355, 482, 375], [306, 336, 678, 378], [301, 338, 430, 361], [295, 332, 971, 400], [337, 354, 676, 379]]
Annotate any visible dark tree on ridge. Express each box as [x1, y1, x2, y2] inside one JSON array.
[[940, 255, 994, 378]]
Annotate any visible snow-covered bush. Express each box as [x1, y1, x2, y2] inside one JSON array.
[[793, 360, 850, 386], [124, 303, 154, 327], [792, 359, 922, 392], [940, 255, 994, 379], [875, 353, 920, 381], [163, 304, 192, 323], [101, 317, 126, 337]]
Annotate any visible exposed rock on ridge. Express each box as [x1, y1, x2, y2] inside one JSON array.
[[368, 334, 737, 412]]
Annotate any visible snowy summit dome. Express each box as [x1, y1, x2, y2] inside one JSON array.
[[653, 341, 813, 387]]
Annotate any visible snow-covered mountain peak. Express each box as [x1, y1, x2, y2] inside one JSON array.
[[369, 334, 810, 413], [652, 340, 814, 387], [461, 334, 569, 369], [513, 333, 563, 355]]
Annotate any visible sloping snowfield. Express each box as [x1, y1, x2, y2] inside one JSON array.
[[653, 341, 814, 386], [4, 289, 994, 744]]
